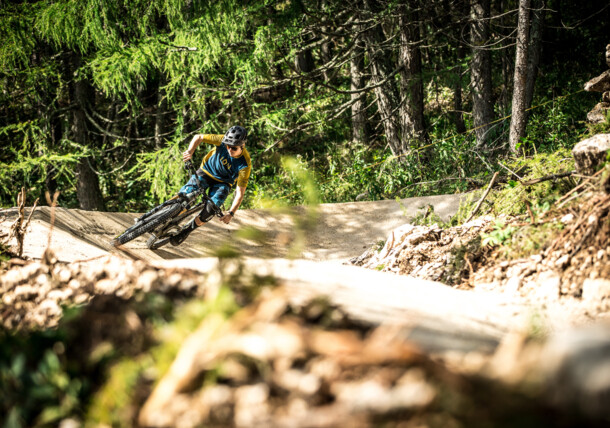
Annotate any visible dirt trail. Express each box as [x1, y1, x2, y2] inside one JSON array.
[[1, 194, 464, 263]]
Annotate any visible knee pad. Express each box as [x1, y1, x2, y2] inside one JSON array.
[[197, 200, 217, 223]]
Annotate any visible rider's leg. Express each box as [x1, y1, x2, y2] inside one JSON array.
[[178, 174, 205, 198], [169, 182, 230, 246], [170, 200, 217, 246], [208, 182, 230, 208]]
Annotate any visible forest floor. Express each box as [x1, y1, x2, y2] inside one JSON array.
[[1, 190, 610, 427]]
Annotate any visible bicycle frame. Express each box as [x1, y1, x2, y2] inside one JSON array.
[[146, 161, 223, 246]]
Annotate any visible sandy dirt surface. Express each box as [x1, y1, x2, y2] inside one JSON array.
[[0, 194, 464, 263]]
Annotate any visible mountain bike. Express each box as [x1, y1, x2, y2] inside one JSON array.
[[111, 161, 224, 249]]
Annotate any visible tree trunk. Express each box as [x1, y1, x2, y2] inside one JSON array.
[[450, 0, 467, 134], [350, 36, 368, 144], [525, 0, 544, 111], [45, 114, 62, 198], [498, 0, 512, 113], [470, 0, 494, 147], [295, 48, 315, 74], [398, 5, 427, 145], [453, 43, 467, 134], [362, 1, 403, 156], [319, 0, 333, 82], [509, 0, 531, 154], [70, 54, 105, 211]]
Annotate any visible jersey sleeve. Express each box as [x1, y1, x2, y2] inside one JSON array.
[[201, 134, 224, 146], [236, 150, 252, 188]]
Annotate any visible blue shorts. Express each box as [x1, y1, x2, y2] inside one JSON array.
[[179, 173, 230, 208]]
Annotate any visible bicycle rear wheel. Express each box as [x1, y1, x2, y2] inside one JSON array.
[[113, 203, 182, 246]]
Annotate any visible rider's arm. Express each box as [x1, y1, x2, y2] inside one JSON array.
[[201, 134, 223, 146], [228, 186, 246, 214], [183, 134, 223, 161], [220, 185, 246, 224], [183, 134, 204, 161]]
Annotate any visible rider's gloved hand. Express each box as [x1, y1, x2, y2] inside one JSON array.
[[219, 213, 233, 224]]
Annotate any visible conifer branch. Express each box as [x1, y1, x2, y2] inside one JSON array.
[[159, 40, 198, 52]]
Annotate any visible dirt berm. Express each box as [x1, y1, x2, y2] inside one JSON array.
[[1, 194, 464, 263]]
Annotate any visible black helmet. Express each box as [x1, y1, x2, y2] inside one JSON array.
[[222, 125, 247, 147]]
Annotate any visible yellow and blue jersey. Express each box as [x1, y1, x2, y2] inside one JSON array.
[[198, 134, 252, 188]]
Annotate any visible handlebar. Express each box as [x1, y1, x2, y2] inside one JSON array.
[[184, 160, 197, 176]]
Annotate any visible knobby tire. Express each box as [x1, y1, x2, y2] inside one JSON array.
[[115, 204, 182, 246]]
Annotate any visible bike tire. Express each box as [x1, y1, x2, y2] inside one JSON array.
[[113, 204, 182, 246]]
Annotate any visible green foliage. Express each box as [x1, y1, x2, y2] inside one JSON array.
[[0, 119, 83, 207], [586, 109, 610, 136], [0, 285, 241, 428], [87, 287, 239, 426], [520, 90, 591, 153], [481, 222, 518, 247], [0, 330, 85, 428], [132, 143, 185, 205], [489, 149, 575, 217], [0, 0, 602, 217], [410, 204, 447, 227], [0, 5, 38, 71], [88, 41, 162, 106]]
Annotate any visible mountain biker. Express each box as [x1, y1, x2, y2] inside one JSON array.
[[169, 125, 252, 246]]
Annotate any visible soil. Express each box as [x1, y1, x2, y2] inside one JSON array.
[[0, 193, 464, 264], [350, 190, 610, 329], [2, 192, 610, 427]]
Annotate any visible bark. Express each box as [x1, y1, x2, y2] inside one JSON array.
[[470, 0, 494, 147], [319, 0, 334, 82], [525, 0, 544, 110], [453, 44, 467, 134], [294, 48, 315, 73], [509, 0, 531, 154], [350, 36, 368, 144], [70, 54, 105, 211], [362, 1, 403, 156], [451, 0, 468, 134], [398, 5, 427, 145], [45, 114, 61, 197], [498, 0, 512, 113]]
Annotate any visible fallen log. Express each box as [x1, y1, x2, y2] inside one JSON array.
[[155, 258, 531, 354]]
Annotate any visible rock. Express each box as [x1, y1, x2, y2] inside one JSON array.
[[234, 384, 270, 427], [38, 299, 62, 318], [94, 279, 119, 295], [606, 44, 610, 68], [542, 323, 610, 420], [586, 102, 610, 124], [273, 369, 321, 396], [582, 279, 610, 301], [572, 134, 610, 175], [135, 270, 158, 292], [333, 375, 435, 414], [560, 213, 575, 224], [505, 276, 522, 295], [584, 70, 610, 93], [47, 288, 73, 301], [14, 284, 38, 300], [535, 271, 560, 301]]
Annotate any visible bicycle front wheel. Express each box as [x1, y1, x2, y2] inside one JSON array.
[[113, 203, 183, 246]]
